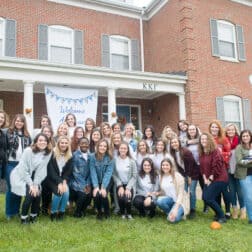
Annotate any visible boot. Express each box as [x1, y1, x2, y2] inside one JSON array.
[[50, 213, 57, 222], [240, 208, 247, 220], [29, 215, 37, 223], [232, 207, 238, 219], [57, 211, 65, 221]]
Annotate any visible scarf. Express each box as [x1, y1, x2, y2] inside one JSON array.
[[8, 129, 31, 159]]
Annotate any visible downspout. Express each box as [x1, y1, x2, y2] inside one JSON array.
[[140, 8, 145, 72]]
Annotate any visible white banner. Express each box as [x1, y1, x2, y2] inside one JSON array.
[[45, 86, 98, 131]]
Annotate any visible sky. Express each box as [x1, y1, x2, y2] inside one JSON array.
[[133, 0, 153, 7]]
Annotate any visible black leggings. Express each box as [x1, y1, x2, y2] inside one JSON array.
[[133, 195, 156, 216], [117, 185, 133, 215], [21, 186, 41, 217], [93, 191, 110, 215], [70, 189, 91, 215]]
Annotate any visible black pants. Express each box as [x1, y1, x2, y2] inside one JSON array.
[[133, 195, 156, 216], [94, 191, 110, 215], [117, 185, 133, 215], [21, 186, 41, 217], [41, 182, 52, 214], [70, 189, 91, 215], [216, 183, 231, 213]]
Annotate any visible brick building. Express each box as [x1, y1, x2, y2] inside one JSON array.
[[0, 0, 251, 134]]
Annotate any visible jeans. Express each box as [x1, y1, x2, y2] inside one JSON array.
[[229, 174, 245, 209], [156, 196, 184, 223], [190, 180, 198, 210], [5, 161, 21, 217], [203, 181, 227, 219], [239, 176, 252, 221], [51, 187, 70, 213]]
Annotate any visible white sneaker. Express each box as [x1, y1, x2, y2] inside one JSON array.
[[127, 214, 133, 220], [121, 214, 126, 219]]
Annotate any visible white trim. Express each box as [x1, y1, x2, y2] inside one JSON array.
[[47, 0, 169, 20], [0, 99, 3, 110], [0, 18, 5, 57], [217, 20, 238, 61], [48, 25, 74, 64], [223, 95, 244, 129], [229, 0, 252, 7], [110, 35, 131, 71], [0, 57, 187, 94]]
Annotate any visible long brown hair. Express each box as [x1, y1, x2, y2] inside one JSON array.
[[139, 157, 157, 184], [0, 110, 10, 128], [199, 132, 217, 155], [9, 114, 30, 137], [208, 120, 225, 144], [95, 139, 112, 160], [160, 158, 176, 181]]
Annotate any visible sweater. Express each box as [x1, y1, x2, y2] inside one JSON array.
[[10, 147, 52, 196], [199, 149, 228, 182]]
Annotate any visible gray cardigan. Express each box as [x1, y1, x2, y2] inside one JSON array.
[[10, 147, 52, 196], [113, 157, 137, 191]]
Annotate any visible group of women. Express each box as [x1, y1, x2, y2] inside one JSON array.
[[0, 110, 252, 225]]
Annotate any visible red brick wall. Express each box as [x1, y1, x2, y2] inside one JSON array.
[[0, 0, 140, 66]]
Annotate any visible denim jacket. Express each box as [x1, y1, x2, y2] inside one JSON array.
[[90, 153, 114, 189], [69, 150, 90, 192]]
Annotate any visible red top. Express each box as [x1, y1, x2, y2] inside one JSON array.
[[213, 136, 231, 169], [199, 149, 228, 182]]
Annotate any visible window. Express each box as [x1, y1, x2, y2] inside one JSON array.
[[217, 21, 237, 59], [223, 95, 243, 130], [49, 26, 74, 64], [110, 36, 130, 70], [210, 19, 246, 61], [216, 95, 252, 131], [0, 18, 4, 56], [102, 104, 141, 130]]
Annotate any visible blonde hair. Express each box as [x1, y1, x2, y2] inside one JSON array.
[[225, 123, 240, 136], [56, 122, 69, 137], [161, 125, 177, 144], [54, 135, 72, 162], [123, 123, 137, 138]]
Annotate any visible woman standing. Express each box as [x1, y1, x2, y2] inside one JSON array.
[[156, 158, 189, 223], [69, 137, 91, 218], [44, 136, 73, 221], [71, 126, 85, 152], [0, 110, 9, 180], [150, 139, 174, 172], [113, 142, 137, 219], [101, 122, 112, 144], [64, 113, 77, 138], [161, 125, 177, 153], [89, 128, 102, 153], [6, 114, 32, 219], [136, 140, 150, 172], [123, 123, 138, 156], [142, 125, 157, 154], [41, 125, 55, 148], [54, 123, 69, 143], [209, 120, 231, 218], [177, 120, 189, 147], [199, 132, 229, 223], [170, 136, 198, 218], [133, 158, 159, 218], [235, 130, 252, 224], [10, 133, 52, 224], [225, 123, 245, 219], [33, 115, 52, 139], [90, 139, 114, 219], [84, 118, 96, 140]]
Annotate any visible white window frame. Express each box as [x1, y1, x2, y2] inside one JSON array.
[[48, 25, 74, 64], [110, 35, 131, 70], [0, 17, 5, 57], [102, 103, 142, 130], [217, 20, 238, 61], [223, 95, 243, 130]]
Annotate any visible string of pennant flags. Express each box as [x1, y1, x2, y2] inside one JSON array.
[[45, 87, 97, 105]]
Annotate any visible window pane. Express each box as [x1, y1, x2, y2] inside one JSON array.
[[111, 39, 128, 55], [0, 40, 2, 57], [51, 46, 71, 64], [224, 100, 240, 122], [111, 54, 129, 70], [219, 41, 235, 58], [50, 28, 72, 47], [218, 23, 234, 42]]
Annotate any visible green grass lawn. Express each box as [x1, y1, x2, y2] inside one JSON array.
[[0, 194, 251, 252]]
